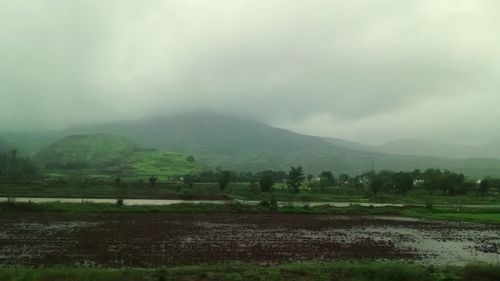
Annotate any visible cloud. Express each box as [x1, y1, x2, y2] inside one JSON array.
[[1, 0, 500, 144]]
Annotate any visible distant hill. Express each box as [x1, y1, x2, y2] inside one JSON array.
[[61, 112, 500, 178], [323, 137, 371, 151], [65, 111, 332, 152], [0, 140, 12, 153], [35, 134, 202, 178], [375, 139, 500, 159], [0, 132, 59, 157]]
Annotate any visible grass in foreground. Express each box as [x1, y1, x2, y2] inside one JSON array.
[[0, 262, 499, 281]]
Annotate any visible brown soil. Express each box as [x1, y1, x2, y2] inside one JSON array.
[[0, 213, 498, 267]]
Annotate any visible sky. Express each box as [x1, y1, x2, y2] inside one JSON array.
[[1, 0, 499, 145]]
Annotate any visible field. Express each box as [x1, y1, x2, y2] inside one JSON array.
[[0, 212, 499, 268]]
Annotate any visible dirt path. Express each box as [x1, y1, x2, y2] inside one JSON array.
[[0, 213, 498, 267]]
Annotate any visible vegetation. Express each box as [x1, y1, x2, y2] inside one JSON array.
[[0, 149, 37, 180], [0, 262, 499, 281], [259, 170, 276, 192], [6, 112, 500, 178], [216, 170, 233, 191], [287, 166, 304, 193], [2, 201, 499, 224], [33, 134, 203, 178]]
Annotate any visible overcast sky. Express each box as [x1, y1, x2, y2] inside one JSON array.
[[1, 0, 499, 145]]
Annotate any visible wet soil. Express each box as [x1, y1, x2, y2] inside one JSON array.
[[0, 213, 498, 267]]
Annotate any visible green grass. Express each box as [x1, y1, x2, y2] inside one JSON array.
[[130, 151, 202, 178], [34, 134, 204, 178], [0, 262, 499, 281]]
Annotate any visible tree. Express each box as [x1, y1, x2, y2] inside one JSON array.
[[480, 179, 490, 196], [287, 166, 304, 193], [183, 174, 196, 187], [216, 170, 232, 191], [370, 176, 383, 196], [307, 174, 313, 183], [148, 176, 158, 188], [114, 177, 121, 187], [186, 155, 195, 163], [319, 171, 336, 189], [198, 171, 215, 182], [0, 149, 37, 181], [259, 171, 275, 192], [394, 172, 413, 195], [338, 173, 350, 185]]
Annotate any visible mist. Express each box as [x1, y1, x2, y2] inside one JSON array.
[[1, 0, 499, 145]]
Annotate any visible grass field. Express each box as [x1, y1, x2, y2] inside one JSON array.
[[0, 262, 499, 281]]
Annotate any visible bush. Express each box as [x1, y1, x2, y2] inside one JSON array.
[[259, 200, 270, 207], [116, 199, 124, 206], [269, 199, 278, 211], [180, 191, 194, 200]]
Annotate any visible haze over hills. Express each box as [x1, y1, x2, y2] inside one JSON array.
[[374, 139, 500, 159], [64, 111, 332, 152], [3, 111, 500, 178], [0, 140, 12, 153], [47, 111, 500, 178]]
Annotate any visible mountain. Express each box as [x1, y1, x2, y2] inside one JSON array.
[[35, 134, 202, 177], [65, 111, 332, 152], [375, 139, 500, 159], [0, 140, 12, 153], [0, 132, 59, 157], [60, 112, 500, 178], [323, 137, 371, 151]]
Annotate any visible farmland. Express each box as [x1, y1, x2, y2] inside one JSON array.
[[1, 211, 499, 268]]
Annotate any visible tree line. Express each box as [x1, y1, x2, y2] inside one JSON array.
[[180, 167, 500, 196], [0, 149, 37, 181]]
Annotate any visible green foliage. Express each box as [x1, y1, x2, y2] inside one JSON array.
[[0, 149, 38, 181], [480, 179, 490, 195], [370, 176, 384, 196], [216, 170, 233, 191], [148, 176, 158, 187], [259, 171, 276, 192], [287, 166, 304, 193], [394, 171, 413, 195], [3, 262, 500, 281], [35, 134, 203, 178], [318, 170, 336, 189]]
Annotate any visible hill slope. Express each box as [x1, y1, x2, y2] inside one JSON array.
[[376, 139, 500, 159], [0, 140, 12, 153], [66, 111, 331, 152], [62, 112, 500, 178], [0, 132, 59, 157], [35, 134, 202, 177]]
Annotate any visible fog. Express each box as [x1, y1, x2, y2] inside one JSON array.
[[1, 0, 499, 145]]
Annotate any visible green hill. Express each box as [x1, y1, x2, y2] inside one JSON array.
[[66, 111, 331, 152], [35, 134, 202, 178], [0, 140, 12, 153], [0, 132, 59, 157], [61, 112, 500, 178]]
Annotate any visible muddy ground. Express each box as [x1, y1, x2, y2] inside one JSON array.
[[0, 213, 498, 267]]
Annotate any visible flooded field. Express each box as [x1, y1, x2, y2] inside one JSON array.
[[0, 213, 498, 267]]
